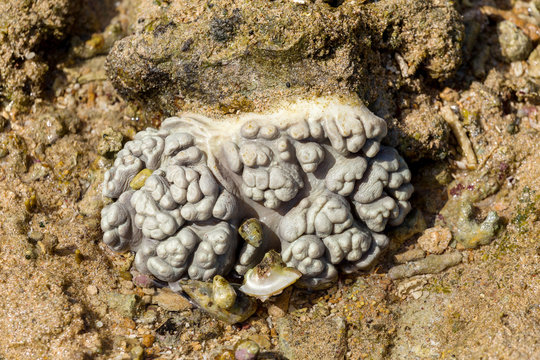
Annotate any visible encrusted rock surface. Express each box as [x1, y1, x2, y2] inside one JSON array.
[[106, 0, 463, 116]]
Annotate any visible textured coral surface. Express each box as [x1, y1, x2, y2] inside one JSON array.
[[101, 99, 413, 288]]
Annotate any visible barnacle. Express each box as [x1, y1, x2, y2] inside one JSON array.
[[101, 97, 413, 289]]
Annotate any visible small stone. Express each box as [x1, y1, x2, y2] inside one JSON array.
[[0, 115, 8, 131], [266, 286, 292, 318], [267, 304, 286, 318], [119, 270, 133, 281], [132, 273, 154, 288], [393, 248, 426, 264], [528, 45, 540, 78], [130, 345, 144, 360], [121, 280, 135, 290], [277, 316, 347, 360], [248, 333, 271, 349], [141, 334, 155, 348], [40, 114, 66, 145], [396, 277, 428, 299], [97, 128, 123, 157], [152, 288, 192, 312], [28, 162, 50, 181], [139, 308, 158, 325], [87, 285, 98, 295], [498, 20, 533, 62], [388, 252, 463, 280], [106, 292, 142, 318], [40, 234, 58, 254], [417, 226, 452, 254], [123, 318, 137, 330], [234, 339, 260, 360], [27, 231, 43, 243]]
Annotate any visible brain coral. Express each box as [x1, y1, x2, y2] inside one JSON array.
[[101, 97, 413, 289]]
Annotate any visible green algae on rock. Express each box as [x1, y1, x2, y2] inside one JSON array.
[[438, 198, 500, 249]]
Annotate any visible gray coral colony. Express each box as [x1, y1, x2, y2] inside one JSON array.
[[101, 98, 413, 289]]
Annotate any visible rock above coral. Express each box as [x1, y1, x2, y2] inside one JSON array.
[[106, 0, 463, 115]]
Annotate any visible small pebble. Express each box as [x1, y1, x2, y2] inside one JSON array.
[[133, 274, 154, 288], [87, 285, 98, 295], [27, 231, 43, 243], [249, 333, 271, 349], [141, 334, 155, 348], [417, 226, 452, 254], [38, 234, 58, 255], [152, 288, 192, 312], [130, 345, 144, 360], [528, 45, 540, 78], [234, 339, 260, 360], [97, 128, 123, 157], [129, 169, 153, 190], [498, 20, 533, 62]]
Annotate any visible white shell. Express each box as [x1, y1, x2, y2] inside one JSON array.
[[239, 268, 301, 302]]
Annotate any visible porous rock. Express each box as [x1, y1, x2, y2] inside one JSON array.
[[417, 226, 452, 254], [0, 0, 81, 106], [106, 0, 463, 115]]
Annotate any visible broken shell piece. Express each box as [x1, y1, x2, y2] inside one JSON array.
[[212, 275, 237, 310], [238, 218, 263, 248], [180, 279, 257, 324], [239, 250, 302, 302]]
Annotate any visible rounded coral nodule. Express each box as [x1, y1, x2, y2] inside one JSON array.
[[100, 97, 413, 289]]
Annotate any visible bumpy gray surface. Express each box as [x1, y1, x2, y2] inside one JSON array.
[[101, 98, 413, 288]]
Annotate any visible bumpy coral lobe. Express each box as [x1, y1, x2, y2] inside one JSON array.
[[101, 98, 413, 289]]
